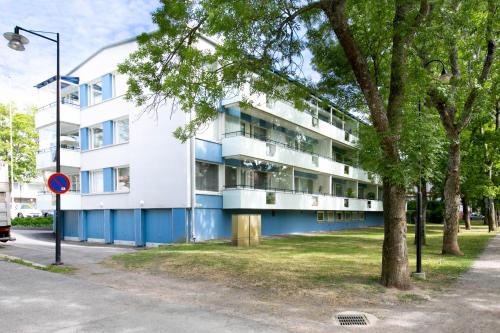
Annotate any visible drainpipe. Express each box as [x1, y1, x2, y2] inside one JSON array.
[[189, 111, 196, 242]]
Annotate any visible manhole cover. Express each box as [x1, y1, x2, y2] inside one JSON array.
[[334, 311, 376, 327]]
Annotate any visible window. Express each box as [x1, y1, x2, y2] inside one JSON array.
[[312, 117, 319, 128], [266, 192, 276, 204], [336, 212, 344, 221], [115, 166, 130, 192], [344, 198, 349, 207], [196, 161, 219, 192], [225, 166, 237, 188], [89, 80, 103, 105], [312, 155, 319, 167], [266, 143, 276, 156], [114, 118, 129, 144], [344, 212, 352, 220], [69, 174, 80, 192], [90, 170, 103, 193], [62, 90, 79, 106], [327, 211, 334, 221], [90, 124, 103, 149], [317, 211, 325, 221]]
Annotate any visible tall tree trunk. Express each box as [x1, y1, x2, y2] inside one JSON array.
[[381, 179, 410, 289], [462, 194, 471, 230], [485, 198, 496, 232], [442, 141, 464, 255], [321, 0, 428, 290]]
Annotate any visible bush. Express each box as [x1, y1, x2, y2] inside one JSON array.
[[427, 200, 444, 224], [11, 216, 53, 227]]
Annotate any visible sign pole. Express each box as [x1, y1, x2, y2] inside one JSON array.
[[54, 32, 62, 265]]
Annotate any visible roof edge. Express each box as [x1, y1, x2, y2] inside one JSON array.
[[66, 36, 138, 76]]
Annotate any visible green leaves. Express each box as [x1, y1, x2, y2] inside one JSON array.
[[0, 104, 38, 183], [119, 1, 326, 142]]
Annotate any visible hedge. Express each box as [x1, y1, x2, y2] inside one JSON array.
[[11, 216, 53, 227]]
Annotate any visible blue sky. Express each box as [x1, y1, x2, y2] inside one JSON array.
[[0, 0, 160, 107], [0, 0, 320, 109]]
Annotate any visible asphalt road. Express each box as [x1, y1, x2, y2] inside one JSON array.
[[0, 230, 289, 333], [0, 229, 133, 266], [3, 229, 500, 333]]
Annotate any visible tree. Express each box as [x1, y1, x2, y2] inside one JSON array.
[[461, 64, 500, 232], [0, 104, 38, 184], [119, 0, 434, 289], [416, 0, 497, 254]]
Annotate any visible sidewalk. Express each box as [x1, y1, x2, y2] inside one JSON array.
[[370, 234, 500, 332]]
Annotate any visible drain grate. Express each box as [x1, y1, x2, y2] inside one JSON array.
[[336, 314, 368, 326]]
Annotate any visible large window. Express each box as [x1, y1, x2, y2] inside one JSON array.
[[62, 90, 79, 106], [114, 118, 129, 144], [89, 80, 103, 105], [89, 124, 103, 149], [69, 174, 80, 192], [196, 161, 219, 192], [225, 166, 237, 188], [90, 170, 103, 193], [115, 166, 130, 192]]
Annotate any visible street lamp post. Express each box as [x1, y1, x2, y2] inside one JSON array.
[[412, 59, 450, 280], [4, 26, 62, 265]]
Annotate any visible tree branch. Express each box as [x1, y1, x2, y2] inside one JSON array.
[[459, 0, 496, 130], [321, 0, 389, 135]]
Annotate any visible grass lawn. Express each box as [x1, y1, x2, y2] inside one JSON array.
[[111, 220, 495, 305]]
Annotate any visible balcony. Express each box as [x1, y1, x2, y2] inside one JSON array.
[[223, 187, 383, 211], [37, 191, 81, 211], [36, 147, 80, 171], [35, 101, 80, 129], [222, 132, 377, 183]]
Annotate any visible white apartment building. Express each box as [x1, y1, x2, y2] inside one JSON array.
[[34, 36, 383, 246]]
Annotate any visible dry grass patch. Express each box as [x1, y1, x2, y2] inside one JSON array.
[[111, 221, 495, 305]]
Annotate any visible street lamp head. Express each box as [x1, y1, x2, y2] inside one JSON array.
[[3, 32, 29, 51], [438, 67, 452, 84]]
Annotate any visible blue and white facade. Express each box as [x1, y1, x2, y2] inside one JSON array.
[[35, 37, 384, 246]]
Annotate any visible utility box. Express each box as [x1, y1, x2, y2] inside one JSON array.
[[231, 214, 261, 247]]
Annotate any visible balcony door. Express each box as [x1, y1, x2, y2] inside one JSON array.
[[254, 171, 268, 190]]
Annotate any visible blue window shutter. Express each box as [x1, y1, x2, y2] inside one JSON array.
[[103, 167, 114, 192], [79, 84, 88, 108], [102, 73, 113, 100], [81, 171, 89, 194], [80, 128, 89, 151], [103, 120, 114, 145]]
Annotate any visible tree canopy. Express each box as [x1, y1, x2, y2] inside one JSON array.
[[0, 104, 38, 184]]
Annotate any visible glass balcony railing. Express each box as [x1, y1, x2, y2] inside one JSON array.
[[223, 131, 356, 166], [224, 184, 379, 201], [38, 145, 80, 154], [37, 100, 80, 113]]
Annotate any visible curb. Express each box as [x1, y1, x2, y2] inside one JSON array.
[[0, 254, 48, 269]]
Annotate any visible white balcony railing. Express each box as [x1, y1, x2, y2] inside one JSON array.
[[36, 148, 80, 170], [35, 101, 80, 129], [223, 187, 383, 211], [222, 133, 378, 184], [36, 192, 81, 211]]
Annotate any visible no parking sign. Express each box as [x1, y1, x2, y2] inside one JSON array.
[[47, 173, 71, 194]]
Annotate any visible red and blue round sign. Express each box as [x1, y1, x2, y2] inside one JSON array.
[[47, 173, 71, 194]]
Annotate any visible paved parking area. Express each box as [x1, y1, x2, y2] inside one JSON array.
[[0, 229, 133, 266]]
